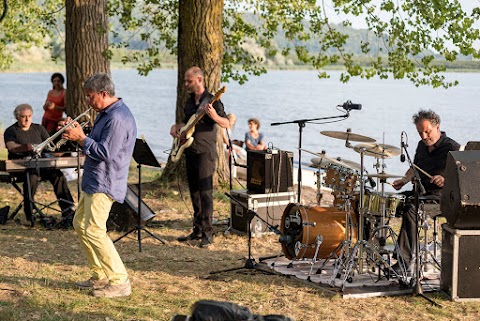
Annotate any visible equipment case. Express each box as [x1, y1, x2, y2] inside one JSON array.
[[230, 190, 296, 234], [441, 224, 480, 301]]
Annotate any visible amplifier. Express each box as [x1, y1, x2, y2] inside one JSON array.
[[230, 190, 296, 234], [441, 224, 480, 301], [247, 150, 294, 194], [441, 151, 480, 229]]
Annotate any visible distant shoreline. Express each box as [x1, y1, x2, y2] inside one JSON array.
[[2, 60, 479, 74]]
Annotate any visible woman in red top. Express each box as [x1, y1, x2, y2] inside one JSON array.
[[42, 73, 66, 134]]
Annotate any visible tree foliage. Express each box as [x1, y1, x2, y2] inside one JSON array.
[[1, 1, 480, 88], [0, 0, 63, 68], [109, 0, 480, 88]]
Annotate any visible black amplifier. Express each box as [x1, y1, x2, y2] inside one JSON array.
[[247, 150, 294, 194]]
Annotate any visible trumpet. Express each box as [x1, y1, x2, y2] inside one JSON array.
[[32, 107, 92, 156]]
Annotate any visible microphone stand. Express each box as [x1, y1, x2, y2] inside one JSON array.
[[403, 145, 441, 306], [210, 193, 285, 275], [271, 112, 349, 203]]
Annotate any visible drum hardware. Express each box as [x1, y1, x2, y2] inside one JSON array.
[[417, 198, 442, 274], [341, 233, 408, 289], [307, 235, 325, 279], [401, 135, 441, 306]]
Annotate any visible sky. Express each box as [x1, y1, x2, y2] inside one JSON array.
[[324, 0, 479, 29]]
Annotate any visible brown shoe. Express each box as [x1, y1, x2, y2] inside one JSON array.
[[76, 277, 109, 290], [92, 279, 131, 298]]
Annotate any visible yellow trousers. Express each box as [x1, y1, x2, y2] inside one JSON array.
[[73, 193, 128, 285]]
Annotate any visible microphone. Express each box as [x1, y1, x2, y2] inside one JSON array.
[[400, 132, 406, 163], [364, 169, 377, 188], [341, 100, 362, 111]]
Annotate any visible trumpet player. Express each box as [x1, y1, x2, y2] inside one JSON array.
[[63, 73, 136, 298], [3, 103, 75, 227]]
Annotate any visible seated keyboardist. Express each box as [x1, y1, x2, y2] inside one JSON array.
[[3, 103, 75, 227]]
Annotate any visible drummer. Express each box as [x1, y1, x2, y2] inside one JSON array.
[[391, 109, 460, 273]]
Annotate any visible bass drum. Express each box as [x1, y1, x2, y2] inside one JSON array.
[[280, 203, 358, 260]]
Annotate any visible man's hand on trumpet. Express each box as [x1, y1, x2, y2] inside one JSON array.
[[63, 116, 87, 147]]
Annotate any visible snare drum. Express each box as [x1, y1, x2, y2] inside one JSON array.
[[324, 164, 358, 194], [364, 192, 405, 217], [280, 203, 358, 260]]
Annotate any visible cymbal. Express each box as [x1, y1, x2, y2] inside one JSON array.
[[320, 130, 376, 143], [300, 148, 360, 170], [334, 157, 362, 171], [366, 172, 403, 179], [353, 143, 401, 158], [309, 155, 347, 169]]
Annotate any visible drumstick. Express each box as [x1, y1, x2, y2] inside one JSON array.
[[413, 164, 433, 179]]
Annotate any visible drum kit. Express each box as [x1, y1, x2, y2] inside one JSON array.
[[280, 129, 412, 287]]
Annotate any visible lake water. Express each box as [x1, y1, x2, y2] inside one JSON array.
[[0, 69, 478, 192]]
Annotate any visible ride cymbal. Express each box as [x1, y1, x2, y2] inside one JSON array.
[[353, 143, 401, 158], [320, 130, 376, 143]]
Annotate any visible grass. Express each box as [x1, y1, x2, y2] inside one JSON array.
[[1, 156, 480, 320]]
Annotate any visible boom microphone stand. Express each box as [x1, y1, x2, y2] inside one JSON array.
[[271, 108, 351, 203], [210, 193, 284, 275], [403, 143, 441, 306]]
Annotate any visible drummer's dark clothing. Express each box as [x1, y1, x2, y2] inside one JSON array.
[[183, 91, 227, 241], [397, 132, 460, 266], [4, 123, 75, 223]]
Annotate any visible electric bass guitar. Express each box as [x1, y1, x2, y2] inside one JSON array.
[[169, 86, 226, 163]]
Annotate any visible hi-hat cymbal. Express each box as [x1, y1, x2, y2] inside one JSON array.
[[366, 172, 403, 179], [320, 130, 376, 143], [353, 143, 401, 158]]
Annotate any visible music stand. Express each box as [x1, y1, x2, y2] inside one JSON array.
[[114, 138, 166, 251]]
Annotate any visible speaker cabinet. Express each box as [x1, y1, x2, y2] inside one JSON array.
[[247, 150, 293, 194], [107, 185, 156, 231], [230, 190, 296, 234], [464, 141, 480, 151], [441, 151, 480, 229], [441, 224, 480, 301]]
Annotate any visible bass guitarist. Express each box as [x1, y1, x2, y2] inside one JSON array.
[[170, 66, 229, 248]]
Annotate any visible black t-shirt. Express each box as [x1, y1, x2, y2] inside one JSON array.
[[183, 90, 227, 154], [413, 131, 460, 193], [4, 123, 49, 159]]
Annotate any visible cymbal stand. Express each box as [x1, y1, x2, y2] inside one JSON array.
[[419, 202, 441, 273], [336, 144, 409, 288], [316, 195, 356, 286], [402, 141, 442, 306]]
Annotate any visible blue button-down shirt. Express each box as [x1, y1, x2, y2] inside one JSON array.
[[82, 98, 137, 203]]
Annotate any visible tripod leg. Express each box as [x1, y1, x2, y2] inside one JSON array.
[[141, 227, 166, 244]]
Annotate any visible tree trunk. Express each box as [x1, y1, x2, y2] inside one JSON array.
[[162, 0, 228, 185], [65, 0, 110, 121]]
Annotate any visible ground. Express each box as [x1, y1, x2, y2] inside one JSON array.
[[0, 173, 479, 321]]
